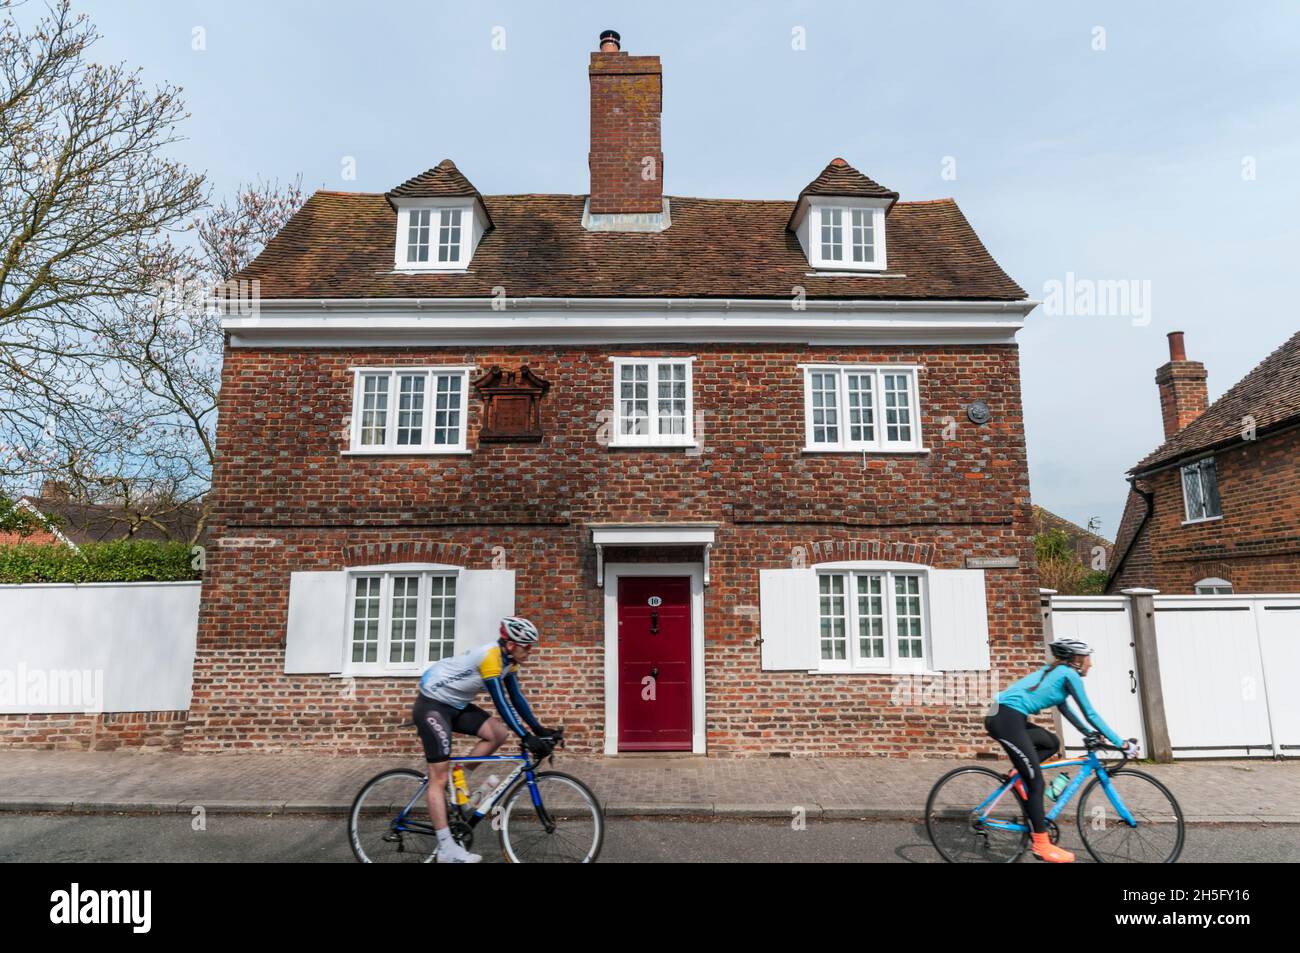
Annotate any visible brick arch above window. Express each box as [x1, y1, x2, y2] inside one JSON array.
[[339, 540, 471, 568], [791, 539, 936, 567], [1190, 561, 1234, 585]]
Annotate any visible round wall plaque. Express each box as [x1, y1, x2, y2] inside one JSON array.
[[966, 400, 991, 425]]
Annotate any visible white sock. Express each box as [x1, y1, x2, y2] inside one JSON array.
[[435, 827, 455, 849]]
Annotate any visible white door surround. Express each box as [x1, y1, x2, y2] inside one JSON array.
[[590, 522, 718, 587], [602, 562, 706, 755]]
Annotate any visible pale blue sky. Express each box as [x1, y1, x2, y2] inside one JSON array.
[[52, 1, 1300, 537]]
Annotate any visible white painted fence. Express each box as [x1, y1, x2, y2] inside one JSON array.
[[1154, 594, 1300, 758], [0, 582, 200, 714], [1050, 593, 1300, 759]]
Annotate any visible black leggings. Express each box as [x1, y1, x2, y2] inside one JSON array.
[[984, 706, 1060, 834]]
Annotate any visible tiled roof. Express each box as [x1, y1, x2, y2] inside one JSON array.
[[1105, 485, 1155, 592], [237, 191, 1026, 301], [1032, 505, 1113, 559], [20, 496, 206, 544], [1134, 330, 1300, 472]]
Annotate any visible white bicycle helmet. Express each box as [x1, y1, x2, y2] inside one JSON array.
[[500, 616, 540, 645], [1049, 638, 1093, 660]]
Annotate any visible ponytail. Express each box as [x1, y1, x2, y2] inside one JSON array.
[[1030, 660, 1069, 692]]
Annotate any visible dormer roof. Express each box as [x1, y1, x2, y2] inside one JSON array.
[[385, 159, 494, 229], [787, 157, 899, 230]]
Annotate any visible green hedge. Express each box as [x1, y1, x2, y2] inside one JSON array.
[[0, 541, 201, 584]]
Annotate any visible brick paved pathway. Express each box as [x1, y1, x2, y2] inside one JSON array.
[[2, 750, 1297, 822]]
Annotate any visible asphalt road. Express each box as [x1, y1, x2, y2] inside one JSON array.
[[1, 813, 1297, 863]]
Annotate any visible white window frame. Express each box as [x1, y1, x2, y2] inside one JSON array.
[[1194, 577, 1234, 595], [801, 365, 924, 453], [1180, 456, 1222, 524], [393, 200, 474, 271], [609, 356, 696, 448], [343, 566, 459, 676], [814, 564, 929, 674], [347, 367, 473, 454], [809, 198, 888, 272]]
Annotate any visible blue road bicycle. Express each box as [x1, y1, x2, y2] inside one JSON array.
[[348, 728, 604, 863], [925, 735, 1184, 863]]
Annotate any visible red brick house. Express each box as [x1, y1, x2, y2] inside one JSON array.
[[1109, 330, 1300, 594], [190, 33, 1041, 757], [0, 496, 67, 547]]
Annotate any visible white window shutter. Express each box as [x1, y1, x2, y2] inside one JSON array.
[[928, 568, 991, 671], [759, 569, 820, 670], [455, 569, 516, 656], [284, 571, 348, 674]]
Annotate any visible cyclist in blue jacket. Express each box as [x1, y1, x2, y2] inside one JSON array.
[[987, 638, 1137, 863]]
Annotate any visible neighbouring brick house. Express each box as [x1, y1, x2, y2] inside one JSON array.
[[187, 32, 1041, 757], [1108, 330, 1300, 594], [10, 491, 205, 546], [0, 496, 64, 547]]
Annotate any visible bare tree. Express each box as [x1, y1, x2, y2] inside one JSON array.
[[0, 0, 206, 491], [198, 177, 305, 283], [79, 177, 304, 543], [0, 3, 304, 545]]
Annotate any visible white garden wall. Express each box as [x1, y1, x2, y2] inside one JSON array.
[[0, 582, 200, 714]]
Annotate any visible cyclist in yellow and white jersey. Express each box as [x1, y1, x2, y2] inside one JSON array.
[[412, 616, 557, 864]]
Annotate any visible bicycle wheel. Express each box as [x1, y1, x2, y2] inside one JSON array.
[[498, 771, 604, 863], [348, 768, 439, 863], [1076, 769, 1184, 863], [925, 766, 1029, 863]]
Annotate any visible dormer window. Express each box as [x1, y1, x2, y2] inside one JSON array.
[[820, 208, 843, 261], [437, 209, 462, 262], [808, 202, 887, 271], [406, 209, 432, 262], [386, 160, 493, 273], [850, 208, 876, 263], [787, 158, 898, 273], [396, 204, 470, 270]]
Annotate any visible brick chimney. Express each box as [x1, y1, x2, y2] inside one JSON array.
[[1155, 331, 1209, 439], [588, 30, 663, 215]]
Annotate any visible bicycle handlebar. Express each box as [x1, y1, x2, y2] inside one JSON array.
[[521, 726, 565, 767], [1084, 734, 1139, 775]]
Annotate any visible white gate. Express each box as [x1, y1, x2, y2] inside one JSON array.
[[1255, 599, 1300, 756], [1153, 595, 1277, 758], [1050, 593, 1300, 759], [1049, 596, 1146, 752]]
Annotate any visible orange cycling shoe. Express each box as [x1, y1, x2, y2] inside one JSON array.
[[1030, 832, 1075, 863]]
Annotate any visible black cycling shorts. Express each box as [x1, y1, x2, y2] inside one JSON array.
[[413, 694, 491, 763]]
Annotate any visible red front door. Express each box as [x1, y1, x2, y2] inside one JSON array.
[[617, 576, 692, 751]]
